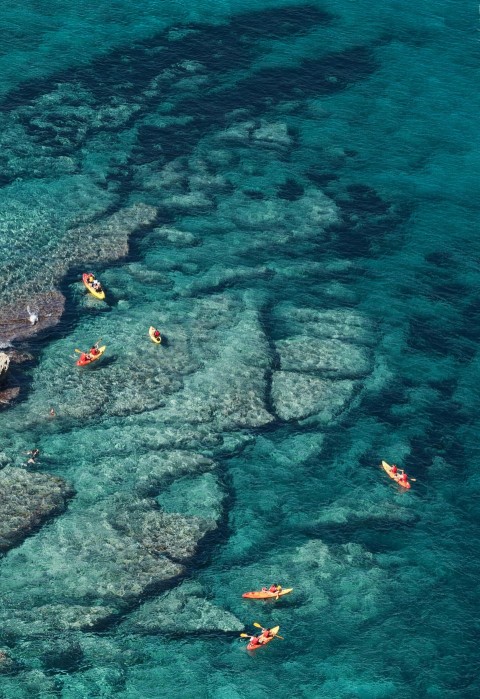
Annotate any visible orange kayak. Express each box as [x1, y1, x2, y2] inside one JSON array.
[[247, 625, 280, 651], [242, 588, 293, 600], [381, 460, 411, 489], [76, 346, 106, 366]]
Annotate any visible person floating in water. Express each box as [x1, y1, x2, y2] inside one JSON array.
[[26, 448, 40, 465], [49, 407, 56, 417]]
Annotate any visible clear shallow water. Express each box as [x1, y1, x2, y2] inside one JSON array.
[[0, 1, 479, 697]]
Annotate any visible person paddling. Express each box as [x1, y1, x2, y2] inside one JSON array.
[[259, 627, 273, 643], [248, 634, 262, 648]]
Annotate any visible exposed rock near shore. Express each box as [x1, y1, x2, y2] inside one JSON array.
[[0, 353, 9, 383], [0, 291, 65, 345], [0, 467, 74, 552], [0, 386, 20, 408]]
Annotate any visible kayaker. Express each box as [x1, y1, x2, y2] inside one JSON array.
[[391, 464, 398, 475], [89, 345, 100, 356], [153, 329, 161, 340], [248, 634, 262, 647], [259, 627, 273, 642], [269, 584, 282, 594], [398, 470, 408, 484], [87, 274, 95, 285], [92, 280, 102, 291]]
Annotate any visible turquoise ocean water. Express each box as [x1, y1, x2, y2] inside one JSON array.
[[0, 0, 479, 696]]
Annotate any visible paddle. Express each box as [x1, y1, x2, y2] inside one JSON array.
[[240, 632, 285, 642], [74, 338, 102, 355]]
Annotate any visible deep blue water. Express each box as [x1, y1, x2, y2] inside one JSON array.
[[0, 1, 479, 697]]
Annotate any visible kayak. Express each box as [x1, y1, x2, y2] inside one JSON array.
[[76, 346, 106, 366], [242, 588, 293, 600], [82, 273, 105, 300], [149, 326, 161, 344], [382, 460, 411, 489], [247, 625, 280, 651]]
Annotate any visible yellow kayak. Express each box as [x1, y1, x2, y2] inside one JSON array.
[[149, 326, 161, 344], [83, 273, 105, 300]]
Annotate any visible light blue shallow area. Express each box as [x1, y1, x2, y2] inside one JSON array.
[[0, 0, 479, 697]]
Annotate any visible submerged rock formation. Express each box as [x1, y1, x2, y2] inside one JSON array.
[[0, 467, 74, 552], [124, 581, 244, 634], [0, 605, 116, 639], [270, 306, 375, 423]]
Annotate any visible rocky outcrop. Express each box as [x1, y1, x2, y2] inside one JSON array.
[[0, 386, 20, 408], [0, 353, 9, 384], [0, 291, 65, 344], [0, 468, 74, 552]]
